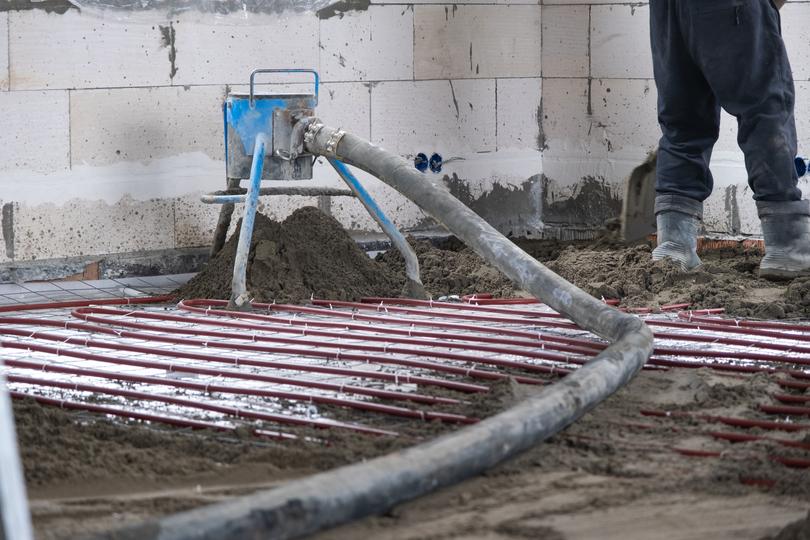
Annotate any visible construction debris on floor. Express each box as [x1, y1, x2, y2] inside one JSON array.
[[4, 208, 810, 539]]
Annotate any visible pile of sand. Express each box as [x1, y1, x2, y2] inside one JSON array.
[[176, 205, 810, 319], [546, 244, 810, 318], [175, 207, 403, 304], [375, 237, 520, 298]]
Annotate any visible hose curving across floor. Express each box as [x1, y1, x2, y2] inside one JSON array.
[[99, 124, 654, 540]]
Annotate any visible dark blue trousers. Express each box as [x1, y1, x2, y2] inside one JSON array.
[[650, 0, 799, 202]]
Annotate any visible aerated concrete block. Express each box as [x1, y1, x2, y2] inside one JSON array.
[[0, 14, 8, 91], [0, 90, 70, 174], [541, 5, 589, 79], [589, 78, 658, 156], [13, 197, 176, 261], [8, 11, 168, 90], [172, 13, 318, 86], [318, 82, 371, 140], [590, 4, 653, 80], [783, 2, 810, 81], [320, 5, 413, 82], [370, 79, 495, 156], [796, 82, 810, 152], [414, 5, 541, 80], [497, 78, 543, 151], [70, 86, 225, 167], [538, 78, 592, 156], [544, 0, 643, 4]]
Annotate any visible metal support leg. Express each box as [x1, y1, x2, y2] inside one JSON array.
[[210, 177, 241, 258], [0, 369, 33, 540], [229, 135, 267, 309], [328, 158, 427, 299]]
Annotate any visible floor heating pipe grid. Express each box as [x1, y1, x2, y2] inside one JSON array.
[[3, 298, 810, 445], [76, 305, 586, 380], [334, 298, 810, 377], [2, 300, 599, 438], [297, 298, 810, 470], [357, 298, 810, 455]]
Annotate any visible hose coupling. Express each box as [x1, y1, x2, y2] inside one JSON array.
[[303, 120, 325, 147], [325, 128, 347, 156]]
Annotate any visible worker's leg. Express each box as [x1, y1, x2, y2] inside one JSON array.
[[649, 0, 715, 270], [651, 0, 720, 202], [685, 0, 805, 278], [686, 0, 798, 202]]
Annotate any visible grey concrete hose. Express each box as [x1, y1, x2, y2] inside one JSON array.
[[98, 124, 654, 540]]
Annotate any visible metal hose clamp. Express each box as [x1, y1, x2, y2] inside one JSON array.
[[325, 128, 346, 155], [304, 120, 325, 146]]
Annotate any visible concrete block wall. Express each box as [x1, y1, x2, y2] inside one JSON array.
[[540, 1, 810, 235], [0, 1, 543, 267], [2, 0, 809, 269]]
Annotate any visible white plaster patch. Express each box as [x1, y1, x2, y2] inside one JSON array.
[[0, 152, 224, 206], [0, 90, 70, 175], [414, 5, 541, 80], [70, 86, 226, 167], [541, 5, 589, 78], [172, 13, 319, 86], [370, 79, 495, 156], [320, 5, 413, 82], [496, 78, 542, 151], [590, 4, 653, 79], [0, 14, 8, 91], [13, 196, 175, 261], [9, 11, 168, 90]]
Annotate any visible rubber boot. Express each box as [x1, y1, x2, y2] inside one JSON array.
[[757, 200, 810, 280], [651, 194, 702, 271]]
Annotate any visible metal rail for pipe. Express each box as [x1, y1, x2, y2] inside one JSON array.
[[356, 297, 690, 315], [678, 312, 810, 332], [106, 123, 654, 540], [7, 374, 396, 436], [310, 300, 810, 345], [4, 358, 474, 424], [0, 336, 466, 404], [9, 390, 298, 441], [201, 185, 355, 204], [0, 320, 542, 386], [74, 306, 591, 368], [182, 299, 810, 370], [67, 309, 580, 376], [178, 299, 604, 351], [72, 306, 671, 375], [259, 300, 810, 366]]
